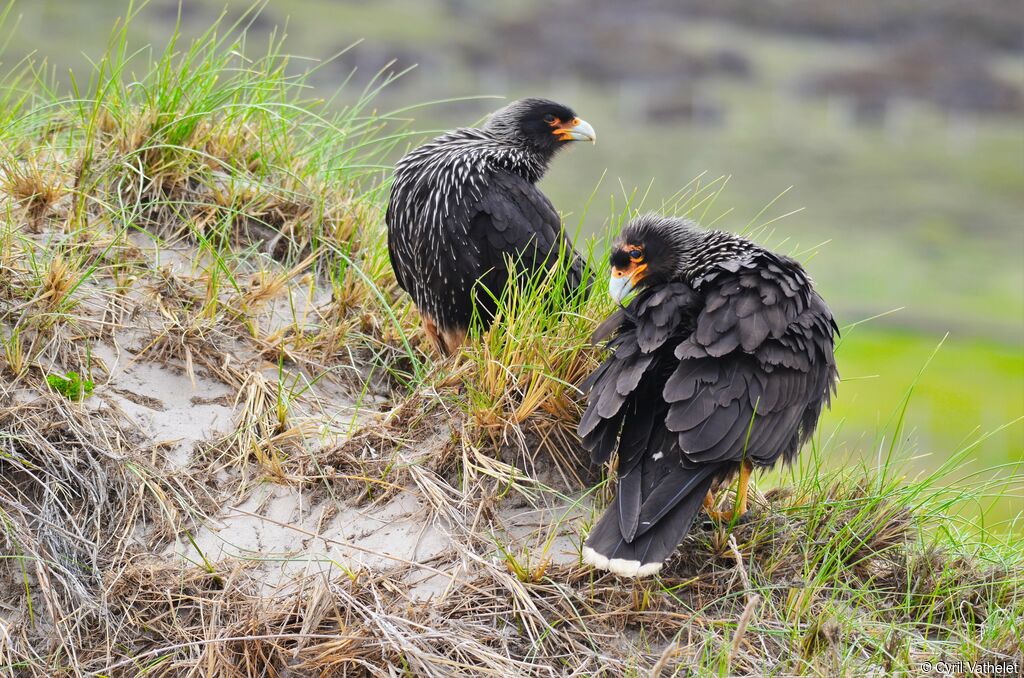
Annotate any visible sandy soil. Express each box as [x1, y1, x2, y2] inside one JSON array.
[[39, 234, 588, 612]]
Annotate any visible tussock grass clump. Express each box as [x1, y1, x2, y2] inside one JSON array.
[[0, 4, 415, 393], [0, 393, 214, 666], [0, 156, 66, 229], [426, 253, 609, 490]]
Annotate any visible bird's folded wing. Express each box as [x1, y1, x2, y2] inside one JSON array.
[[472, 171, 591, 294], [663, 255, 838, 467], [578, 284, 699, 466]]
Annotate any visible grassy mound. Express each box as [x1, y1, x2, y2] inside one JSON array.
[[1, 10, 1020, 676]]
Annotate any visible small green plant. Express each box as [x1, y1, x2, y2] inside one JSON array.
[[46, 371, 94, 400]]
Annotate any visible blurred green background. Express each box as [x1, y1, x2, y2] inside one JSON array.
[[5, 0, 1021, 525]]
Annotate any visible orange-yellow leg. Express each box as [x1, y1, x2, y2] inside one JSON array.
[[706, 460, 753, 522], [421, 314, 467, 357], [422, 314, 444, 355], [438, 327, 467, 356]]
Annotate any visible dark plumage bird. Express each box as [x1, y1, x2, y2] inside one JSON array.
[[386, 98, 595, 355], [580, 214, 839, 577]]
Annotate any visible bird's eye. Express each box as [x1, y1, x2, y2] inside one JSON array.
[[543, 113, 557, 124], [628, 249, 644, 261]]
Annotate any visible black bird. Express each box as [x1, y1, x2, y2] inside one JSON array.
[[386, 98, 596, 356], [579, 214, 838, 577]]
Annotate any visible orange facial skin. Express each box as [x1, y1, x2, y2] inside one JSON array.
[[611, 246, 648, 286], [608, 245, 647, 303], [548, 116, 596, 143]]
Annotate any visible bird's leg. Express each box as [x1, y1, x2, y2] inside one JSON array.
[[420, 313, 468, 357], [734, 459, 752, 517], [707, 460, 753, 522], [439, 327, 467, 356], [421, 314, 449, 357]]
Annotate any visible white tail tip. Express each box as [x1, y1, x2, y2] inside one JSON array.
[[582, 546, 663, 578]]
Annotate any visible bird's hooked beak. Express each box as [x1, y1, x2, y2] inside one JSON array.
[[553, 117, 596, 143], [609, 261, 647, 303]]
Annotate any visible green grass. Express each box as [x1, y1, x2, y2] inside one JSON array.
[[823, 326, 1024, 530], [45, 370, 94, 400], [831, 327, 1023, 468]]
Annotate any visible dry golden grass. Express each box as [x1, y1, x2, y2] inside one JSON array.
[[0, 156, 66, 229]]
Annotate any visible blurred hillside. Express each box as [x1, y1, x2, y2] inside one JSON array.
[[4, 0, 1021, 501]]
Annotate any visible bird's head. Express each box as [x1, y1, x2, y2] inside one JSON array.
[[608, 214, 702, 303], [483, 98, 596, 156]]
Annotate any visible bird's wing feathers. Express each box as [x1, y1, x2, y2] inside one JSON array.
[[579, 283, 702, 541], [385, 142, 491, 321], [664, 254, 838, 467], [589, 307, 628, 345], [579, 282, 698, 465], [471, 171, 589, 292]]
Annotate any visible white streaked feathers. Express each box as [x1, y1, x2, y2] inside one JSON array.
[[388, 125, 548, 326]]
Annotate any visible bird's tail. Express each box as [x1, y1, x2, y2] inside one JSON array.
[[582, 466, 720, 578]]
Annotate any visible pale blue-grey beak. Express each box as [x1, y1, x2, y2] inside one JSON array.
[[556, 117, 596, 143], [609, 273, 634, 303]]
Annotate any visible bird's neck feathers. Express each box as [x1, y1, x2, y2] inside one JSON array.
[[399, 127, 550, 184], [480, 130, 554, 182], [481, 115, 559, 178], [491, 143, 552, 183], [680, 230, 761, 282]]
